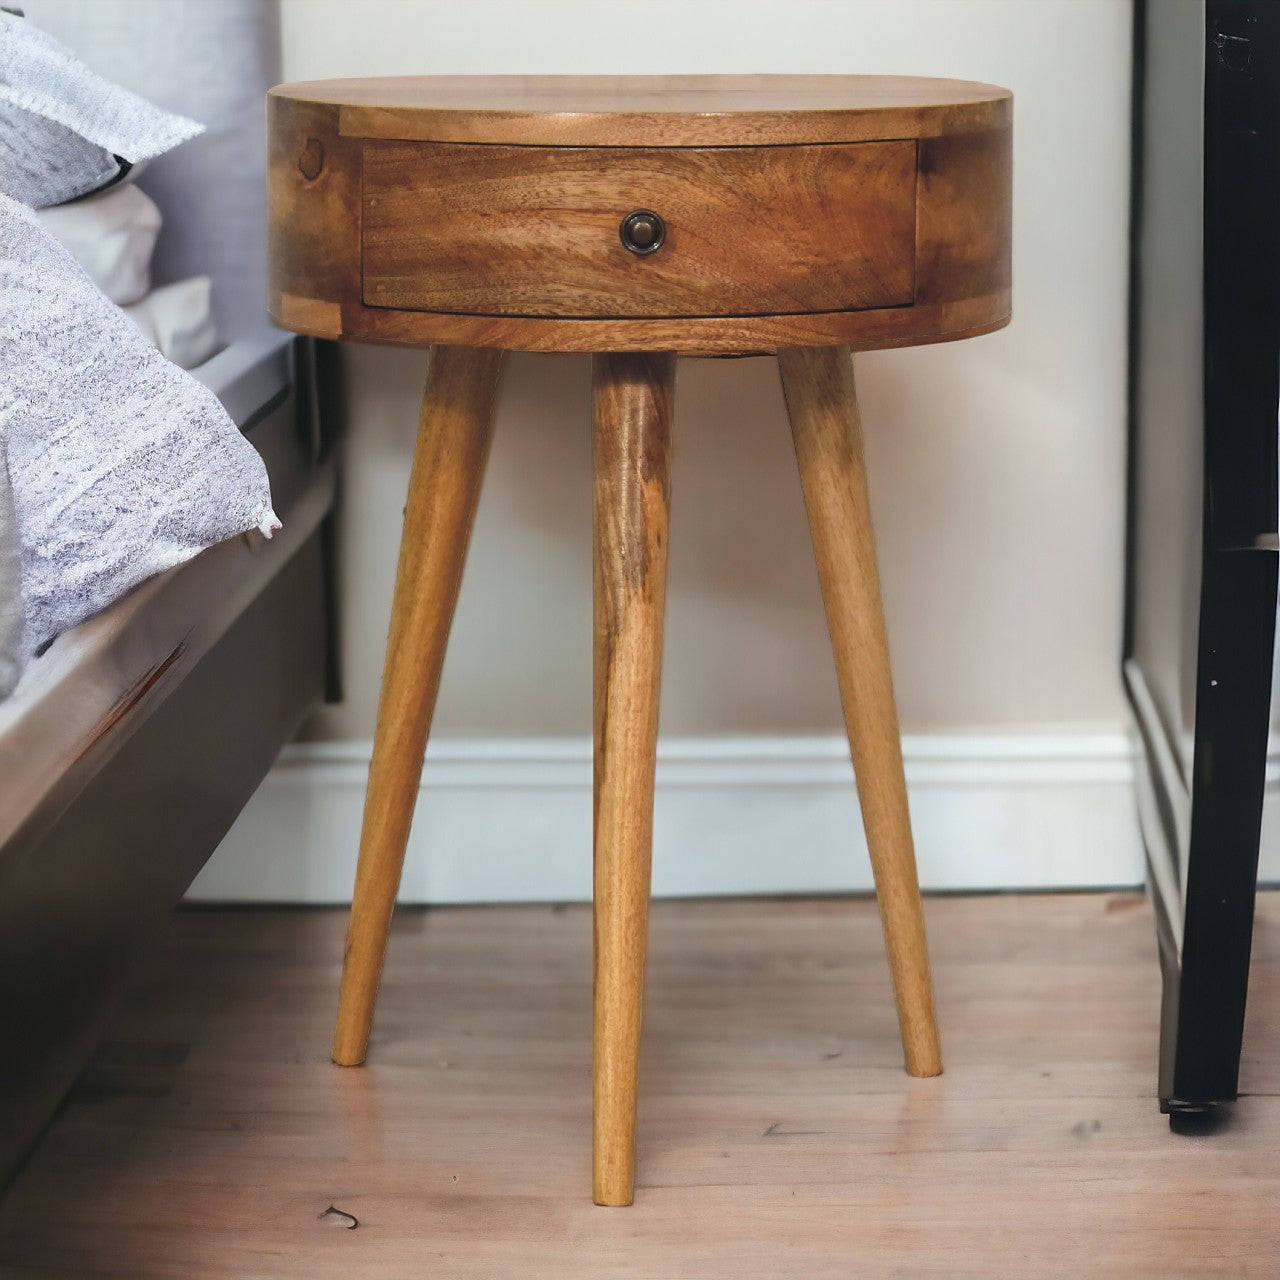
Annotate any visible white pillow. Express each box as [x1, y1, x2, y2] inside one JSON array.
[[35, 183, 161, 304], [122, 276, 223, 370], [0, 193, 278, 659], [0, 11, 202, 207]]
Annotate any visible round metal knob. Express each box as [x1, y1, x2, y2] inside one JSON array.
[[619, 209, 665, 256]]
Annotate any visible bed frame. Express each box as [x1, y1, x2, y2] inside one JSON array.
[[0, 334, 337, 1185]]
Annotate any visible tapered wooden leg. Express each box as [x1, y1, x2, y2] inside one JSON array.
[[592, 351, 675, 1206], [332, 345, 504, 1068], [778, 344, 942, 1079]]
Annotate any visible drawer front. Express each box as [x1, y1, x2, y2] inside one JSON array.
[[361, 140, 916, 319]]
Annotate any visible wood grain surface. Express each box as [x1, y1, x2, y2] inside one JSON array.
[[4, 892, 1279, 1277], [780, 346, 941, 1078], [292, 292, 1011, 357], [267, 95, 360, 325], [591, 353, 675, 1206], [266, 78, 1013, 355], [268, 74, 1009, 146], [362, 141, 915, 319], [331, 346, 503, 1068], [916, 127, 1013, 306]]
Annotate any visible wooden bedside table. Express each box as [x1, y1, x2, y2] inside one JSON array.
[[266, 74, 1012, 1206]]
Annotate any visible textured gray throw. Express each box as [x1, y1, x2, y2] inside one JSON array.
[[0, 444, 22, 697], [0, 11, 202, 207], [0, 193, 279, 664]]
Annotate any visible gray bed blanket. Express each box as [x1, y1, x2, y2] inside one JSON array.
[[0, 193, 279, 674], [0, 445, 22, 697]]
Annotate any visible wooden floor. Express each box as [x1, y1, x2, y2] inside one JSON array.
[[1, 892, 1278, 1277]]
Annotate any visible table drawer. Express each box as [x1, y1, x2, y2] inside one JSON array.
[[361, 140, 916, 319]]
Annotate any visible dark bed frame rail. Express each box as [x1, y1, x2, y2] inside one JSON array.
[[0, 340, 337, 1187]]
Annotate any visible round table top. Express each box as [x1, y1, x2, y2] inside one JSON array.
[[269, 74, 1010, 148]]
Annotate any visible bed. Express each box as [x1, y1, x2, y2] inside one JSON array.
[[0, 1, 337, 1184]]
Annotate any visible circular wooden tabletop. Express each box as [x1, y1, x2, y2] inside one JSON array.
[[269, 74, 1010, 147], [267, 74, 1012, 354]]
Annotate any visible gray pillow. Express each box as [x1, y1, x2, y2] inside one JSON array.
[[0, 443, 24, 698], [1, 193, 279, 660], [0, 10, 201, 207]]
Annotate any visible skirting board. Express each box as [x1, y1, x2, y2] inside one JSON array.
[[1259, 754, 1280, 883], [187, 731, 1145, 903]]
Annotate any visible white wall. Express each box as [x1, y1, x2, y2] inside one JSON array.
[[280, 0, 1133, 741], [195, 0, 1140, 900]]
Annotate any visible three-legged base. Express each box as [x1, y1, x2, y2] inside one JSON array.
[[330, 343, 941, 1207]]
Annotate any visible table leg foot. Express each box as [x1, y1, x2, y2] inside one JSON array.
[[332, 345, 504, 1068], [778, 344, 942, 1079], [591, 352, 675, 1205]]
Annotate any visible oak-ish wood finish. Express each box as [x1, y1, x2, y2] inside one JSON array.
[[779, 345, 941, 1077], [266, 75, 1012, 1204], [282, 74, 1009, 146], [592, 353, 675, 1206], [9, 894, 1280, 1277], [267, 75, 1012, 355], [332, 346, 503, 1068], [363, 141, 916, 319]]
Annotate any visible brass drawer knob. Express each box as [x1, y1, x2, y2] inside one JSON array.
[[619, 209, 665, 256]]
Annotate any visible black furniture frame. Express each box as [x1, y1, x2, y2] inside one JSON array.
[[1126, 0, 1280, 1118]]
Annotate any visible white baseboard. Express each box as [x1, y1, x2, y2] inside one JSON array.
[[1258, 760, 1280, 884], [187, 730, 1145, 903]]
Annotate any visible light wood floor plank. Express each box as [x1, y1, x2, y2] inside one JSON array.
[[1, 893, 1278, 1277]]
